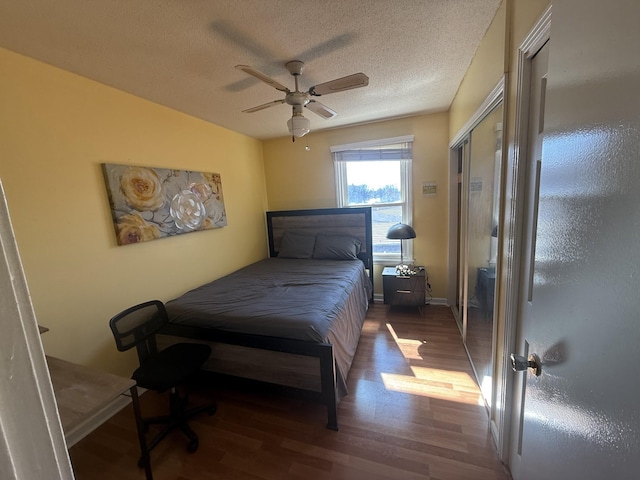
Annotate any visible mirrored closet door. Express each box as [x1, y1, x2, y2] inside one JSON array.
[[452, 89, 503, 407]]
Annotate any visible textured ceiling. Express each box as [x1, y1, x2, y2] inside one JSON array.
[[0, 0, 501, 140]]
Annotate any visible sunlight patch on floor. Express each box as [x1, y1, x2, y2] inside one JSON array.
[[410, 365, 478, 388], [380, 372, 482, 405], [382, 323, 483, 405], [385, 322, 424, 346], [385, 322, 425, 360]]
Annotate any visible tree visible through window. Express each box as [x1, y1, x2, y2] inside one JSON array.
[[332, 136, 413, 263]]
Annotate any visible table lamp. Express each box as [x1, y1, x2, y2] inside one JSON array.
[[386, 223, 416, 270]]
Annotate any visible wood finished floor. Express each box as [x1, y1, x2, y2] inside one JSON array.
[[70, 304, 511, 480]]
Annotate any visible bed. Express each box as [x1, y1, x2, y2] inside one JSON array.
[[158, 207, 373, 430]]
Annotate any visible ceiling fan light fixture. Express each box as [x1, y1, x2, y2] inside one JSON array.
[[237, 61, 369, 138], [287, 113, 310, 137]]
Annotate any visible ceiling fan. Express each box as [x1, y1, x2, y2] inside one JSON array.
[[236, 60, 369, 140]]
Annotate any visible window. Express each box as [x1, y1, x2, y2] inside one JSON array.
[[332, 135, 414, 264]]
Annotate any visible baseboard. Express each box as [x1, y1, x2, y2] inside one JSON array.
[[427, 297, 448, 306]]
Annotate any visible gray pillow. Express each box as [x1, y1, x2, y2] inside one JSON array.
[[277, 232, 316, 258], [313, 234, 361, 260]]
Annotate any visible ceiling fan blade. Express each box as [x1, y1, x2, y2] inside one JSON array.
[[235, 65, 289, 93], [242, 99, 285, 113], [305, 100, 337, 119], [309, 73, 369, 96]]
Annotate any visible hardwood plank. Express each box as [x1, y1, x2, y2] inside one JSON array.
[[70, 304, 510, 480]]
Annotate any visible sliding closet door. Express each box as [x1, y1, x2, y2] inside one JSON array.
[[465, 104, 502, 402], [451, 88, 503, 408]]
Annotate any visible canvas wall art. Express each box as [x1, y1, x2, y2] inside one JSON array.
[[102, 163, 227, 245]]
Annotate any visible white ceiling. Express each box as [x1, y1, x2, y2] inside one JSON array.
[[0, 0, 501, 140]]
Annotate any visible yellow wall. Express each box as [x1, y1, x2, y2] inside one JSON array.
[[450, 0, 549, 141], [449, 2, 506, 139], [263, 113, 450, 299], [0, 47, 268, 376]]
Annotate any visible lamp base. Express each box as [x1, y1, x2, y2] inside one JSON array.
[[395, 264, 419, 275]]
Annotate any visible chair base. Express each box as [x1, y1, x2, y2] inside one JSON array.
[[139, 388, 216, 466]]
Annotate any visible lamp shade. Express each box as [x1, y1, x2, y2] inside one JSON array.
[[287, 113, 310, 137], [386, 223, 416, 240]]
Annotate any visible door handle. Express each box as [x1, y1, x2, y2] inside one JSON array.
[[510, 353, 542, 376]]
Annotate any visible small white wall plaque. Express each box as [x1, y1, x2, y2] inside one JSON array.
[[422, 181, 437, 196]]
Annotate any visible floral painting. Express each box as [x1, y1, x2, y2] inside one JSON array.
[[102, 164, 227, 245]]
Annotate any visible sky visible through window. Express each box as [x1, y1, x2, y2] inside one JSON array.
[[346, 161, 400, 189], [346, 161, 402, 253]]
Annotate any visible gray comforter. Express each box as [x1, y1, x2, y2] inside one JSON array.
[[164, 257, 371, 394]]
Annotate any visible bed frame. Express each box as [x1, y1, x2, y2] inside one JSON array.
[[161, 207, 372, 430], [267, 207, 373, 296]]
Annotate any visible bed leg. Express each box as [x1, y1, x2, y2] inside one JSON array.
[[319, 347, 339, 430], [326, 394, 338, 431]]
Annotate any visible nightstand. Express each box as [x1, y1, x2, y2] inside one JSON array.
[[476, 267, 496, 319], [382, 266, 426, 308]]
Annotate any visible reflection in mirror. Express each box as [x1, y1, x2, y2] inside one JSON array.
[[465, 103, 503, 405]]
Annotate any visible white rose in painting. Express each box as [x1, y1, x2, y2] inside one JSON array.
[[170, 190, 206, 231]]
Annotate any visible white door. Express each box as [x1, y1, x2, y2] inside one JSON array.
[[509, 1, 640, 478], [0, 181, 74, 479]]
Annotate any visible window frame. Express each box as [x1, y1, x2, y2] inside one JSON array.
[[332, 135, 414, 265]]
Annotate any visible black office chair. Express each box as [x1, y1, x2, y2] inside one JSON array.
[[109, 300, 216, 457]]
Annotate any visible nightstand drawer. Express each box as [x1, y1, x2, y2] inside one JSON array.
[[382, 267, 426, 307]]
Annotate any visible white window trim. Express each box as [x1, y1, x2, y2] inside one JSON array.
[[333, 136, 414, 265], [330, 135, 415, 153]]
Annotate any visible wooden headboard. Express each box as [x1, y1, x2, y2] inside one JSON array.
[[266, 207, 373, 293]]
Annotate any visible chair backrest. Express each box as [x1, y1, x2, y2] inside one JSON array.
[[109, 300, 168, 365]]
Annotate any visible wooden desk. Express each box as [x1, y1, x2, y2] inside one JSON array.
[[47, 356, 152, 479]]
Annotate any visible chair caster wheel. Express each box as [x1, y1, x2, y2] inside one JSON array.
[[187, 439, 199, 452], [187, 437, 199, 453]]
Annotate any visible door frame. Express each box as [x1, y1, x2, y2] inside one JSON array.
[[497, 5, 552, 463], [0, 180, 73, 480]]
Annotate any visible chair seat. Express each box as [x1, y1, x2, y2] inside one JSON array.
[[132, 343, 211, 392]]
